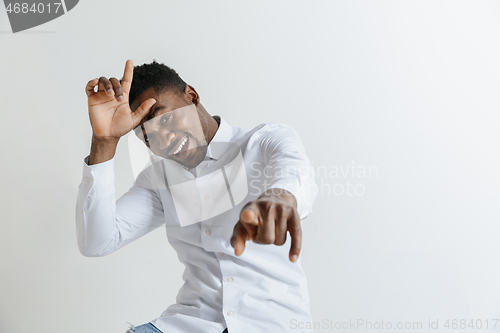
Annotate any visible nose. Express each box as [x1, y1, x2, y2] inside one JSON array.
[[158, 129, 175, 151]]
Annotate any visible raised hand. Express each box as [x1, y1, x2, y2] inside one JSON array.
[[230, 189, 302, 262], [86, 59, 156, 141]]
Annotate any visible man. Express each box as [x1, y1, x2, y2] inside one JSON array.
[[77, 60, 317, 333]]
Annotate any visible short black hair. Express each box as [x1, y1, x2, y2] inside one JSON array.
[[128, 60, 187, 106]]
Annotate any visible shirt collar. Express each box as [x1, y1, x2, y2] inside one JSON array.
[[205, 116, 233, 161]]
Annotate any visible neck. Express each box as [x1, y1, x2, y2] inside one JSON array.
[[207, 115, 219, 144], [197, 103, 219, 144]]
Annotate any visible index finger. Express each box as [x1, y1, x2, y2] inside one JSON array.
[[240, 202, 259, 226], [121, 59, 134, 94]]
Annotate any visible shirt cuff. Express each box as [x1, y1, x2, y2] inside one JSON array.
[[82, 156, 115, 189]]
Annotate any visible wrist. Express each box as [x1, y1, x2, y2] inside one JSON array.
[[89, 135, 119, 165], [91, 133, 120, 145]]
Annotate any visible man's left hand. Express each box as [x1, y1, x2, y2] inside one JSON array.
[[230, 189, 302, 262]]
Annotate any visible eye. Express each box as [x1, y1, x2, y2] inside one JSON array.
[[160, 113, 171, 125]]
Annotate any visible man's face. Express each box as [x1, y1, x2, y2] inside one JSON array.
[[131, 87, 209, 169]]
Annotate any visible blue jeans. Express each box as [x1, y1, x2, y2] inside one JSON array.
[[132, 322, 228, 333]]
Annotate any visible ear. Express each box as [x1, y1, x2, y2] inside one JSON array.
[[184, 84, 200, 106]]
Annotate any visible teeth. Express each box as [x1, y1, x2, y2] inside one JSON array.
[[173, 137, 188, 155]]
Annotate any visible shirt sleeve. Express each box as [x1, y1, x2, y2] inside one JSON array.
[[75, 156, 165, 257], [259, 124, 318, 219]]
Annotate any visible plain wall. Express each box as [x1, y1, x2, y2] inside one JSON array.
[[1, 1, 499, 332]]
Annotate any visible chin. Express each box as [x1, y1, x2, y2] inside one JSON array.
[[175, 145, 208, 169]]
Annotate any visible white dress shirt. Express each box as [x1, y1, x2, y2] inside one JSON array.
[[76, 117, 317, 333]]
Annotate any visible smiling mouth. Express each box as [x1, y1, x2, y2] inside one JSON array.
[[168, 135, 191, 162], [172, 136, 188, 155]]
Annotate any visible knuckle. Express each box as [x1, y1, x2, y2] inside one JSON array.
[[278, 218, 288, 230], [275, 237, 286, 246], [111, 78, 121, 87], [274, 202, 283, 213], [260, 232, 274, 244], [259, 201, 273, 214]]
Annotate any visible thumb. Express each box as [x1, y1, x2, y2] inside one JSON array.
[[240, 205, 258, 226], [132, 98, 156, 125]]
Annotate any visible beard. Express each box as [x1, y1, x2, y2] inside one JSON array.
[[178, 142, 208, 169]]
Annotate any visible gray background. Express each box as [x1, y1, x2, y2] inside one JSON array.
[[1, 1, 499, 332]]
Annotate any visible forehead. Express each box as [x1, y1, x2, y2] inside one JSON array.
[[131, 87, 187, 112]]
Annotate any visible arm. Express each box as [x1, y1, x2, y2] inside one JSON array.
[[231, 124, 317, 262], [76, 60, 162, 256], [76, 157, 165, 257], [262, 124, 317, 219]]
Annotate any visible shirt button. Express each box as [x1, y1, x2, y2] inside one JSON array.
[[205, 230, 211, 235], [203, 194, 210, 200], [88, 177, 93, 181], [199, 170, 204, 175], [218, 252, 224, 256], [227, 311, 234, 316], [226, 277, 233, 283]]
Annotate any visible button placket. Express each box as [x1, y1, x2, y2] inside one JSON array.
[[220, 256, 238, 324]]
